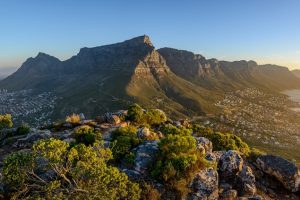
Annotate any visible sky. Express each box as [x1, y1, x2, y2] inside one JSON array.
[[0, 0, 300, 70]]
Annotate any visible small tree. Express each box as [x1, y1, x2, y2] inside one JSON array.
[[65, 113, 81, 124], [3, 138, 141, 199], [0, 114, 13, 130]]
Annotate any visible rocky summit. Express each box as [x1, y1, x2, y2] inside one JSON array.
[[0, 105, 299, 199]]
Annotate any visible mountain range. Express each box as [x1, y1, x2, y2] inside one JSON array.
[[1, 35, 300, 120]]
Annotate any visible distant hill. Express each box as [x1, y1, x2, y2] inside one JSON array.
[[1, 35, 300, 120], [292, 69, 300, 78]]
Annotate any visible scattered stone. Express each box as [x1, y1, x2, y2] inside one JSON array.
[[256, 155, 300, 192], [79, 113, 85, 121]]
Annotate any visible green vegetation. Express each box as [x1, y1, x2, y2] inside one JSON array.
[[193, 124, 250, 156], [3, 138, 141, 200], [159, 124, 192, 136], [127, 103, 144, 123], [126, 104, 167, 125], [73, 125, 101, 145], [110, 126, 141, 161], [16, 124, 31, 135], [151, 132, 211, 198], [0, 114, 13, 130]]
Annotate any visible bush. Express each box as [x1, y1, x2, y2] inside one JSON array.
[[3, 151, 34, 188], [65, 113, 81, 124], [16, 124, 30, 135], [127, 104, 144, 123], [152, 135, 198, 182], [151, 135, 210, 198], [144, 109, 167, 125], [110, 126, 141, 161], [3, 138, 141, 199], [0, 114, 13, 130], [73, 125, 101, 145], [192, 124, 213, 136], [205, 131, 250, 156], [159, 124, 192, 136]]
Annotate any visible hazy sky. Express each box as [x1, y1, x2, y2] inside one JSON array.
[[1, 0, 300, 69]]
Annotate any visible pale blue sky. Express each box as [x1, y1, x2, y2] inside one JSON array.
[[0, 0, 300, 69]]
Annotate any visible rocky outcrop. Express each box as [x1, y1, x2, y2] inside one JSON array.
[[188, 168, 219, 200], [132, 141, 159, 175], [256, 155, 300, 192], [218, 150, 244, 181], [236, 165, 257, 196], [12, 129, 51, 148]]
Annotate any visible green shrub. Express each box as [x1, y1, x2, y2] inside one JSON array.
[[3, 138, 141, 199], [111, 126, 138, 140], [110, 126, 141, 161], [144, 109, 167, 125], [73, 125, 101, 145], [192, 124, 213, 136], [205, 132, 250, 156], [0, 114, 13, 130], [16, 124, 30, 135], [3, 151, 34, 188], [127, 103, 144, 123], [159, 124, 192, 136], [152, 135, 198, 182]]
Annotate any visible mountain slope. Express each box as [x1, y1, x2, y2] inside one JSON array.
[[158, 47, 300, 92], [292, 69, 300, 78]]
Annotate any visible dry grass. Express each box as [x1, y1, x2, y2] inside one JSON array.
[[65, 114, 81, 124]]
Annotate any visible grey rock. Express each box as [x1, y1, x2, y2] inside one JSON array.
[[218, 150, 244, 181], [188, 168, 219, 200], [13, 129, 51, 148], [236, 165, 257, 196], [256, 155, 300, 192], [194, 137, 213, 154], [132, 141, 159, 175]]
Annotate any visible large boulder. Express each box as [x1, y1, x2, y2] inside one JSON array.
[[107, 115, 121, 125], [188, 168, 219, 200], [219, 189, 237, 200], [256, 155, 300, 192], [132, 141, 159, 175], [194, 137, 213, 154], [218, 150, 244, 181]]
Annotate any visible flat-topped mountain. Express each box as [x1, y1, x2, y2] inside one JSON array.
[[1, 35, 300, 121]]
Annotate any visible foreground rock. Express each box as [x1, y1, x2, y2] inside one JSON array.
[[134, 141, 159, 174], [218, 150, 244, 181], [188, 168, 219, 200], [256, 155, 300, 192]]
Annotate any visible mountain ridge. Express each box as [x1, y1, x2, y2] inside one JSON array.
[[1, 35, 299, 120]]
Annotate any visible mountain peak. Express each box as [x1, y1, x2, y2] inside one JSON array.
[[124, 35, 153, 47], [36, 52, 51, 59]]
